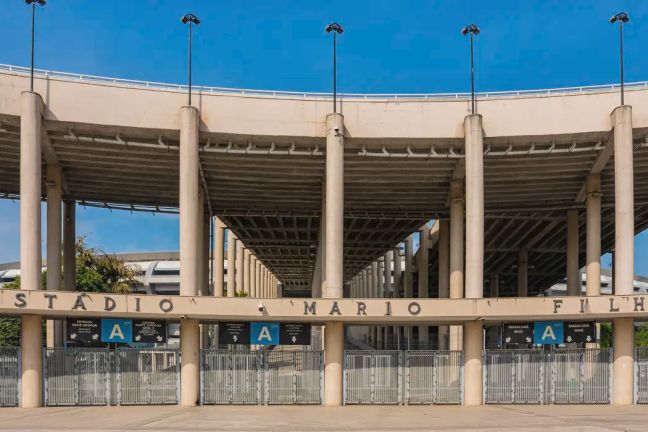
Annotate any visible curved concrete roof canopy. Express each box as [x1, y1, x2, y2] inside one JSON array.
[[0, 65, 647, 294]]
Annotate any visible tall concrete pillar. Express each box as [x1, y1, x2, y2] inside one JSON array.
[[46, 165, 63, 347], [324, 112, 345, 406], [393, 246, 402, 296], [255, 260, 261, 298], [463, 320, 483, 406], [179, 105, 201, 406], [517, 249, 528, 297], [465, 115, 484, 300], [236, 242, 244, 295], [449, 181, 464, 351], [586, 175, 602, 296], [566, 209, 580, 296], [613, 318, 634, 404], [226, 231, 236, 297], [63, 200, 76, 292], [213, 218, 225, 297], [383, 252, 392, 348], [438, 219, 450, 350], [243, 248, 250, 295], [404, 234, 414, 298], [612, 106, 634, 295], [418, 224, 429, 347], [20, 91, 43, 408], [249, 255, 257, 298]]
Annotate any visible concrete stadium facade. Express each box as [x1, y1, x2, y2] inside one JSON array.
[[0, 64, 647, 408]]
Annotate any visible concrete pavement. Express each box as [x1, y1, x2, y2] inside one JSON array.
[[0, 405, 646, 431]]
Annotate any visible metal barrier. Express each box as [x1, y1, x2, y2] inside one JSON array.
[[0, 348, 19, 407], [484, 349, 611, 404], [636, 347, 648, 404], [344, 351, 402, 405], [44, 348, 179, 406], [201, 349, 322, 405], [405, 351, 462, 405]]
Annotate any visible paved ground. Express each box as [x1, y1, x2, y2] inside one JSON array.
[[0, 405, 645, 431]]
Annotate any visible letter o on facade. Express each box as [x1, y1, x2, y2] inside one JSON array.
[[408, 302, 421, 315], [159, 299, 173, 313]]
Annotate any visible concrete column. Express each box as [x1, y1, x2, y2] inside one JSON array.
[[243, 248, 250, 295], [46, 165, 63, 347], [464, 115, 484, 300], [404, 234, 414, 298], [463, 320, 483, 406], [179, 105, 200, 406], [196, 192, 207, 296], [20, 92, 43, 408], [63, 200, 76, 292], [255, 260, 261, 298], [383, 251, 392, 296], [612, 106, 634, 295], [213, 218, 225, 297], [586, 175, 602, 296], [438, 219, 450, 350], [179, 106, 200, 297], [371, 261, 378, 345], [418, 225, 429, 347], [226, 231, 236, 297], [249, 255, 257, 298], [393, 246, 402, 297], [517, 249, 528, 297], [236, 241, 244, 296], [324, 112, 345, 407], [613, 317, 634, 404], [449, 181, 464, 351], [180, 319, 200, 406], [566, 209, 580, 296]]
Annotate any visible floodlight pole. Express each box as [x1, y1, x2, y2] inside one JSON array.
[[181, 13, 201, 106], [462, 24, 480, 115], [610, 12, 629, 105], [326, 23, 344, 114], [26, 0, 46, 92]]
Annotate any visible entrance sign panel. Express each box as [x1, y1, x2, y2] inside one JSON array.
[[279, 323, 311, 345], [564, 321, 596, 343], [101, 319, 133, 343], [218, 322, 250, 345], [132, 320, 167, 343], [250, 322, 279, 345], [503, 323, 533, 344], [534, 321, 563, 345], [66, 318, 101, 344]]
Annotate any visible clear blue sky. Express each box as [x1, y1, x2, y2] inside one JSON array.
[[0, 0, 646, 274]]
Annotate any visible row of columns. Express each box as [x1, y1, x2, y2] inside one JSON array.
[[17, 93, 636, 406]]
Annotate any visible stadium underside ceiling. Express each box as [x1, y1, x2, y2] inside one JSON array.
[[1, 114, 648, 296]]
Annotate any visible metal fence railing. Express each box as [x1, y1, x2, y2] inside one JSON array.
[[44, 348, 179, 406], [636, 347, 648, 404], [484, 349, 611, 405], [343, 350, 462, 405], [0, 348, 20, 407], [201, 349, 322, 405]]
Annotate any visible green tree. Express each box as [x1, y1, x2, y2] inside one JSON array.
[[0, 239, 139, 346]]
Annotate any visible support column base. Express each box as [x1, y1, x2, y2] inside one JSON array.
[[21, 315, 43, 408], [463, 320, 483, 406], [180, 319, 200, 406], [324, 322, 344, 407], [613, 317, 634, 405]]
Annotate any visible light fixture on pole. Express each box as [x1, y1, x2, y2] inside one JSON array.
[[461, 24, 480, 115], [610, 12, 629, 105], [181, 13, 201, 105], [25, 0, 46, 92], [325, 22, 344, 113]]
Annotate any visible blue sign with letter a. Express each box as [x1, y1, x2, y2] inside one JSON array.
[[250, 322, 279, 345], [534, 321, 564, 345], [101, 319, 133, 343]]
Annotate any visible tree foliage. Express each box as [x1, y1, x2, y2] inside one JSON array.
[[0, 239, 139, 346]]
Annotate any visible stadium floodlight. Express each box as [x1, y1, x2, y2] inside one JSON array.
[[25, 0, 46, 92], [609, 12, 630, 105], [461, 24, 480, 115], [325, 22, 344, 114], [181, 13, 201, 105]]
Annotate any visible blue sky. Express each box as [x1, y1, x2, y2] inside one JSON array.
[[0, 0, 646, 274]]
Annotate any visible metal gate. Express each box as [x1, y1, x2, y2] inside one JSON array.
[[201, 349, 322, 405], [344, 351, 401, 404], [44, 348, 179, 406], [0, 348, 19, 407], [636, 347, 648, 403], [484, 349, 611, 404], [405, 351, 462, 404]]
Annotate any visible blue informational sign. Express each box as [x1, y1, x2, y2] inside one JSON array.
[[101, 319, 133, 343], [534, 321, 564, 345], [250, 322, 280, 345]]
